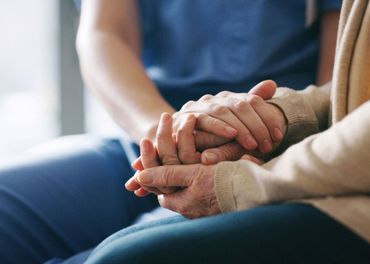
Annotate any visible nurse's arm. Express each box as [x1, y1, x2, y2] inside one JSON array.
[[76, 0, 175, 143]]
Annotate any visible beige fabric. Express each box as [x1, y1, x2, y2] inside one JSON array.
[[348, 0, 370, 112], [332, 0, 369, 122], [215, 0, 370, 243]]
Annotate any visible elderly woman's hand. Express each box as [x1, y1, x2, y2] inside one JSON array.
[[126, 113, 200, 196], [136, 162, 220, 219], [127, 112, 222, 218]]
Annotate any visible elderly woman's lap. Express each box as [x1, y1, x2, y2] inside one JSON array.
[[85, 203, 370, 264]]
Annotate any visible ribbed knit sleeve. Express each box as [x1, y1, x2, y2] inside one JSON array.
[[215, 100, 370, 212], [267, 84, 331, 155]]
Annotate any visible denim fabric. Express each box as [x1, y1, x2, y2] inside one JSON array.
[[85, 204, 370, 264], [1, 139, 369, 264], [0, 136, 158, 264]]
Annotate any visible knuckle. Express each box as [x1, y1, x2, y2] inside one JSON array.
[[180, 100, 195, 111], [160, 169, 171, 186], [210, 104, 229, 116], [216, 91, 232, 97], [248, 95, 263, 107], [199, 94, 213, 101], [225, 97, 237, 106], [160, 154, 179, 165], [196, 113, 207, 123], [234, 100, 251, 112]]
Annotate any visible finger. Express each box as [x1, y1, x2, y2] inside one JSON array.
[[228, 96, 273, 154], [176, 114, 201, 164], [248, 80, 277, 100], [240, 154, 264, 165], [156, 113, 180, 165], [251, 102, 286, 143], [140, 138, 159, 168], [137, 164, 196, 188], [125, 174, 142, 191], [157, 193, 183, 214], [181, 96, 258, 151], [196, 113, 237, 138], [126, 169, 178, 195], [180, 98, 256, 150], [142, 135, 179, 194], [201, 142, 245, 164], [134, 187, 151, 197], [134, 186, 175, 197], [194, 131, 231, 150], [131, 157, 144, 171], [207, 104, 258, 151]]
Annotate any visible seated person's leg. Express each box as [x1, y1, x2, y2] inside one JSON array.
[[0, 135, 158, 264], [85, 203, 370, 264]]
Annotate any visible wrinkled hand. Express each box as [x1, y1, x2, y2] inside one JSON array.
[[134, 153, 260, 218], [126, 113, 262, 218], [126, 113, 200, 196], [136, 163, 220, 218], [125, 113, 220, 218], [179, 80, 287, 163]]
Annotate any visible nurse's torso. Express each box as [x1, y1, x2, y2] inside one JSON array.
[[139, 0, 324, 109]]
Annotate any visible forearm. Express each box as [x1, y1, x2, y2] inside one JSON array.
[[267, 83, 331, 155], [215, 100, 370, 212], [77, 32, 175, 142]]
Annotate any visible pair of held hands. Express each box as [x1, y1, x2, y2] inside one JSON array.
[[125, 80, 287, 218]]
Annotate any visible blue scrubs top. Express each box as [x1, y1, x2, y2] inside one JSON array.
[[137, 0, 341, 109], [75, 0, 342, 109], [74, 0, 342, 161]]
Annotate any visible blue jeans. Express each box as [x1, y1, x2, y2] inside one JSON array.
[[86, 204, 370, 264], [0, 136, 369, 264]]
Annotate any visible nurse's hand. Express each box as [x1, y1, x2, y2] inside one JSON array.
[[179, 80, 287, 156]]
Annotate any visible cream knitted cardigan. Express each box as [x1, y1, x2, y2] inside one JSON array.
[[214, 0, 370, 242]]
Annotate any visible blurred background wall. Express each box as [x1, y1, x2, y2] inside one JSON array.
[[0, 0, 120, 164]]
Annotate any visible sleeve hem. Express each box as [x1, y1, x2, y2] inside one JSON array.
[[214, 162, 239, 212]]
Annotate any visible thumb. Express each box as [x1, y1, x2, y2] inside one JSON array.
[[137, 165, 195, 187], [249, 80, 277, 100], [201, 142, 245, 165]]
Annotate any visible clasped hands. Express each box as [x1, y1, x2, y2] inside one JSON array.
[[125, 80, 287, 218]]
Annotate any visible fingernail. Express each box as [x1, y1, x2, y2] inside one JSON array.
[[137, 171, 153, 184], [225, 126, 237, 136], [261, 139, 273, 153], [203, 152, 219, 164], [273, 128, 284, 141], [244, 135, 257, 150]]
